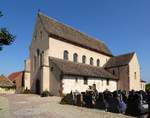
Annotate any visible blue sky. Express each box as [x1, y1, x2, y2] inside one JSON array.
[[0, 0, 149, 82]]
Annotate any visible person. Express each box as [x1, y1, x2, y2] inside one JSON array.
[[73, 90, 80, 105], [118, 93, 127, 113], [95, 93, 107, 111], [84, 90, 93, 108], [147, 91, 150, 118], [92, 84, 98, 107], [104, 91, 120, 113], [126, 92, 148, 117], [122, 90, 128, 104]]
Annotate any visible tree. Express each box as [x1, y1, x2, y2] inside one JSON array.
[[0, 11, 15, 51], [146, 83, 150, 92]]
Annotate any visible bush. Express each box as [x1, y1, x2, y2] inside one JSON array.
[[146, 83, 150, 92], [40, 90, 52, 97], [60, 93, 74, 105], [23, 89, 32, 94]]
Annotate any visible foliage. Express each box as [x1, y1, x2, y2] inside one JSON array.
[[23, 89, 32, 94], [0, 11, 15, 51], [60, 93, 74, 105], [40, 90, 52, 97], [0, 85, 15, 90], [146, 83, 150, 92]]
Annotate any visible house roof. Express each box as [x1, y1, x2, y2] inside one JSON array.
[[49, 57, 117, 80], [104, 52, 135, 68], [8, 71, 23, 82], [0, 75, 14, 87], [141, 80, 146, 83], [38, 12, 113, 57]]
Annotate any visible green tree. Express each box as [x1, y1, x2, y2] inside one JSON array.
[[146, 83, 150, 91], [0, 11, 15, 51]]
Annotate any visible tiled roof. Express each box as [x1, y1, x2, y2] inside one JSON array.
[[49, 57, 117, 80], [141, 80, 146, 83], [0, 75, 14, 87], [104, 52, 135, 68], [8, 71, 23, 82], [38, 12, 113, 56]]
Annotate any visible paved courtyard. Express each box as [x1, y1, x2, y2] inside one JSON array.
[[0, 94, 134, 118]]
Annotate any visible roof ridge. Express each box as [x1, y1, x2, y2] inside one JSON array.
[[50, 57, 117, 79], [115, 51, 135, 57], [0, 75, 14, 85], [50, 56, 102, 69], [38, 12, 106, 45]]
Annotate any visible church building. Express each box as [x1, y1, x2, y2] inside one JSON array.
[[24, 12, 146, 96]]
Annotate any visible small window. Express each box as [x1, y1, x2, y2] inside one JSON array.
[[64, 50, 69, 60], [13, 81, 16, 84], [113, 70, 115, 75], [101, 80, 103, 86], [73, 53, 78, 63], [134, 72, 137, 79], [40, 31, 42, 40], [33, 55, 36, 71], [90, 57, 93, 65], [40, 53, 42, 66], [82, 55, 86, 64], [34, 35, 37, 40], [75, 77, 78, 83], [84, 77, 88, 85], [51, 67, 54, 71], [97, 59, 100, 67], [106, 79, 109, 86]]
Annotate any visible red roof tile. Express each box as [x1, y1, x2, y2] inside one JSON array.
[[8, 71, 23, 81]]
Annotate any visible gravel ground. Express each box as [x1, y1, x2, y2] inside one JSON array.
[[0, 95, 9, 118], [0, 94, 135, 118]]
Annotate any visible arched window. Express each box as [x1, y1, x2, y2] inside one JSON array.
[[33, 55, 36, 71], [134, 72, 137, 79], [73, 53, 78, 63], [37, 49, 40, 57], [82, 55, 86, 64], [40, 31, 42, 40], [97, 59, 100, 67], [107, 79, 109, 85], [90, 57, 93, 65], [40, 53, 42, 66], [63, 50, 69, 60]]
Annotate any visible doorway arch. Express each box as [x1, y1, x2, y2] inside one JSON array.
[[36, 79, 40, 94]]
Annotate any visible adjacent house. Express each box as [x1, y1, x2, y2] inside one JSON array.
[[24, 12, 145, 96], [8, 71, 25, 93], [141, 80, 146, 91], [0, 75, 15, 94]]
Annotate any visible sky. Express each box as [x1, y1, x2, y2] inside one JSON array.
[[0, 0, 149, 82]]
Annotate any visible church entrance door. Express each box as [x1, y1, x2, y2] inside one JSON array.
[[36, 79, 40, 94]]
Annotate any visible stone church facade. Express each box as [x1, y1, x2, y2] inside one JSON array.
[[24, 12, 146, 96]]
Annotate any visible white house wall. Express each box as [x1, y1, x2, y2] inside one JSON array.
[[24, 72, 30, 90], [49, 37, 110, 67], [141, 82, 146, 91], [129, 53, 141, 91], [62, 76, 117, 94], [24, 59, 31, 90]]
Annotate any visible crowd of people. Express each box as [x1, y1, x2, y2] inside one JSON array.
[[61, 84, 150, 118]]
